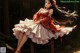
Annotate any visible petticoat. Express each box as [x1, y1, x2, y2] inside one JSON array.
[[12, 18, 73, 44]]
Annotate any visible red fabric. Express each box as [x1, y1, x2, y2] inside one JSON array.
[[33, 13, 40, 22], [33, 11, 59, 34]]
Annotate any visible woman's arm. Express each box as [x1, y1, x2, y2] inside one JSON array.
[[35, 9, 54, 23], [49, 9, 53, 16], [49, 9, 61, 32], [33, 8, 44, 23], [33, 13, 40, 22], [50, 20, 60, 32]]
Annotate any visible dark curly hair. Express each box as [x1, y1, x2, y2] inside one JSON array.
[[49, 0, 78, 24]]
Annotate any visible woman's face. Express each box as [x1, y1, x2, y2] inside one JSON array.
[[45, 0, 52, 9]]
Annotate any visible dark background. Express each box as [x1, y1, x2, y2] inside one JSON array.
[[0, 0, 80, 35], [0, 0, 80, 53]]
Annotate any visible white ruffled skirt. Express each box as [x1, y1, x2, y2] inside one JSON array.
[[12, 18, 74, 44]]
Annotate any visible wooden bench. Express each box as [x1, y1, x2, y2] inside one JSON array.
[[30, 38, 54, 53]]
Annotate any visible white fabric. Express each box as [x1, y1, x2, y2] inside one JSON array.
[[12, 18, 73, 44]]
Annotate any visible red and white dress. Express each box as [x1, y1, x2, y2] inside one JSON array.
[[12, 8, 74, 44]]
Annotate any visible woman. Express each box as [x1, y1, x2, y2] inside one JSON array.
[[12, 0, 78, 53]]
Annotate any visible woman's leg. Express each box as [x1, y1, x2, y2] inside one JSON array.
[[15, 33, 28, 53], [17, 32, 24, 48]]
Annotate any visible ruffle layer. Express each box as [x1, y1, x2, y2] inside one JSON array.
[[12, 18, 73, 44]]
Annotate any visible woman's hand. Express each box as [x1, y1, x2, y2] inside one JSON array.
[[34, 20, 41, 24]]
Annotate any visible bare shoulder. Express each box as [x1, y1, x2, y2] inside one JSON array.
[[49, 9, 53, 12], [49, 9, 54, 15]]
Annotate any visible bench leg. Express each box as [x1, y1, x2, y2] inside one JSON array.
[[30, 41, 34, 53], [51, 39, 54, 53]]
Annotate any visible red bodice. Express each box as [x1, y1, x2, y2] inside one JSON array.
[[33, 9, 59, 34]]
